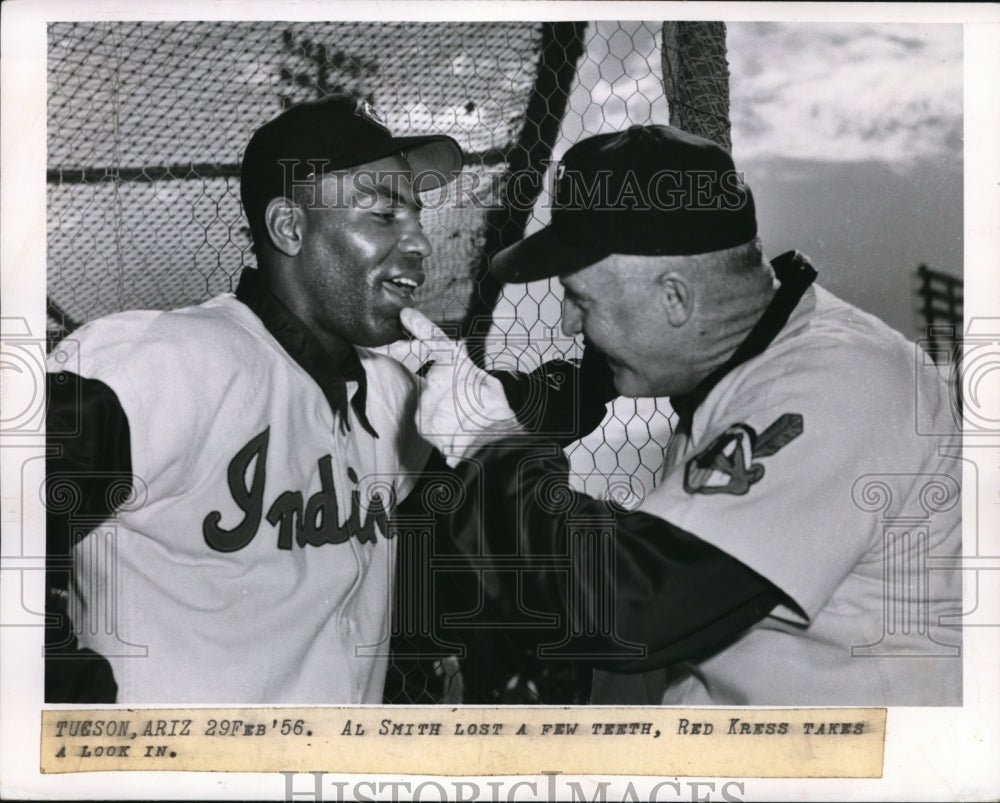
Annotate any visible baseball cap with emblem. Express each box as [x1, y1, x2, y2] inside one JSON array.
[[240, 94, 463, 234], [492, 124, 757, 282]]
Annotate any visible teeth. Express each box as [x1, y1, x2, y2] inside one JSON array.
[[389, 277, 418, 288]]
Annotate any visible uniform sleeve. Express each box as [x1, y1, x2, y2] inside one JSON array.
[[45, 370, 127, 703], [639, 342, 913, 623], [435, 440, 783, 672], [46, 371, 133, 588]]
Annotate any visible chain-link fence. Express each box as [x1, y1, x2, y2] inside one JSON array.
[[47, 20, 682, 703]]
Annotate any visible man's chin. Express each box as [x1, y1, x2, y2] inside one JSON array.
[[607, 364, 632, 396], [609, 369, 656, 399], [355, 319, 406, 348]]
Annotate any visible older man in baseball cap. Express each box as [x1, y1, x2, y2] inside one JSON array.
[[402, 124, 963, 706], [45, 95, 469, 703]]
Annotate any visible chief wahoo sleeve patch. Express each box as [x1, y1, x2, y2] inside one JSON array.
[[683, 413, 803, 495]]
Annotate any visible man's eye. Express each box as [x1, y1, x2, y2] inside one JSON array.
[[374, 210, 398, 222]]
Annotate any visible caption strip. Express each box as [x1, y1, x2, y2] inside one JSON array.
[[42, 707, 885, 777]]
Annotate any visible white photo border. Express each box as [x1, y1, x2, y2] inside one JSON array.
[[2, 1, 998, 800]]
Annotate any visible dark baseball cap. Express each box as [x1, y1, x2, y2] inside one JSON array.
[[240, 94, 463, 231], [491, 124, 757, 282]]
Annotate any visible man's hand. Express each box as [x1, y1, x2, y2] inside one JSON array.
[[488, 336, 617, 446], [398, 307, 523, 466]]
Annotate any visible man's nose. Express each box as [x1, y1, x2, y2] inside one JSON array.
[[399, 219, 432, 259], [561, 297, 583, 336]]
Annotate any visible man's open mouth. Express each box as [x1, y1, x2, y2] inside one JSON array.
[[383, 275, 422, 299]]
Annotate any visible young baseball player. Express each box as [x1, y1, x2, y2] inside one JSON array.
[[44, 95, 469, 704], [45, 94, 614, 704], [401, 125, 964, 705]]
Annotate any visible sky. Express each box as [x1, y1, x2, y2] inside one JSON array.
[[727, 22, 962, 165], [728, 21, 963, 337]]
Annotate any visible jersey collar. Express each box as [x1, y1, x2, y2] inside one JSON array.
[[670, 251, 818, 434], [235, 269, 378, 438]]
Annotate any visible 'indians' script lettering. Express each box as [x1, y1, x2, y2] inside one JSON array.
[[202, 427, 390, 552]]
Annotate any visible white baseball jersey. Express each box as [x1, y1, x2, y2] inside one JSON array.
[[596, 282, 962, 705], [47, 291, 431, 703]]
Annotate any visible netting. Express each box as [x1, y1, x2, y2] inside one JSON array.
[[662, 21, 732, 152], [47, 20, 693, 704], [47, 21, 545, 334]]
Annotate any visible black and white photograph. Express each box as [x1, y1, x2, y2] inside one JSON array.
[[1, 1, 998, 800]]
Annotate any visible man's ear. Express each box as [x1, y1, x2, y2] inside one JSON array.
[[658, 272, 693, 327], [264, 197, 304, 257]]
